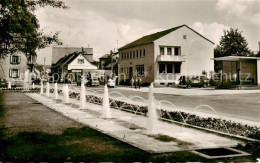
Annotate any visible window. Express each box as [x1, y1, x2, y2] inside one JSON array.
[[136, 65, 144, 76], [121, 68, 123, 73], [167, 48, 172, 55], [143, 49, 146, 57], [167, 64, 173, 73], [133, 51, 135, 58], [160, 47, 164, 55], [9, 69, 19, 78], [183, 35, 187, 39], [174, 63, 181, 73], [139, 50, 142, 57], [174, 47, 180, 56], [130, 52, 132, 58], [127, 52, 129, 59], [10, 55, 20, 64], [121, 53, 123, 60], [136, 50, 138, 58], [159, 64, 165, 73], [78, 59, 84, 64]]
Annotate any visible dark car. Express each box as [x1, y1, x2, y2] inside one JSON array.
[[0, 79, 8, 88], [178, 75, 209, 88], [32, 78, 41, 85]]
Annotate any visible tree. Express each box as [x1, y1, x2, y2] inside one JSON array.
[[0, 0, 68, 61], [214, 28, 253, 58]]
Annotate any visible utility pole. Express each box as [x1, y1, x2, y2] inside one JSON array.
[[110, 50, 113, 75]]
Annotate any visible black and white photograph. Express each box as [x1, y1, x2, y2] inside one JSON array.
[[0, 0, 260, 162]]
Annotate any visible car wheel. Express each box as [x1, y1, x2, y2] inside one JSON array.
[[187, 85, 191, 89], [203, 83, 207, 88]]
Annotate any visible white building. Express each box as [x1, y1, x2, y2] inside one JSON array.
[[118, 24, 214, 85]]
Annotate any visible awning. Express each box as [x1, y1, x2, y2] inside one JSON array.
[[212, 56, 260, 61]]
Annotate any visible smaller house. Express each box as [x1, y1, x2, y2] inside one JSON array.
[[99, 51, 119, 76], [0, 53, 29, 83], [213, 56, 260, 85], [52, 52, 99, 82]]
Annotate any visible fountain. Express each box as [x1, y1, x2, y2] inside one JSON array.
[[40, 80, 43, 94], [46, 82, 50, 97], [102, 84, 111, 118], [8, 82, 11, 89], [24, 69, 29, 90], [54, 83, 58, 99], [146, 82, 158, 135], [64, 84, 69, 103], [80, 82, 86, 109]]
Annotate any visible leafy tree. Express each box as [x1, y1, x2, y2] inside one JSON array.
[[214, 28, 253, 58], [0, 0, 68, 61]]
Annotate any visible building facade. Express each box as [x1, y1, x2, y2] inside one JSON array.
[[118, 25, 214, 85], [0, 53, 29, 83]]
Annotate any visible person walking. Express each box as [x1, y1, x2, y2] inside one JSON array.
[[137, 77, 142, 89], [134, 78, 137, 88], [130, 78, 134, 88]]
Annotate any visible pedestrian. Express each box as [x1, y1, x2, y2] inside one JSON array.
[[130, 78, 134, 88], [134, 78, 137, 88], [138, 77, 142, 89]]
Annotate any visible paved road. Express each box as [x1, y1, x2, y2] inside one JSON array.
[[57, 84, 260, 123]]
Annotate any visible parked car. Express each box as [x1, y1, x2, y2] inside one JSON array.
[[107, 78, 115, 88], [90, 78, 100, 87], [0, 79, 7, 88], [32, 78, 41, 85], [178, 75, 209, 88]]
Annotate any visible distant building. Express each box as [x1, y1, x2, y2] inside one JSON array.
[[0, 53, 29, 83], [99, 51, 119, 75], [52, 47, 93, 65], [52, 52, 99, 82], [118, 24, 214, 85]]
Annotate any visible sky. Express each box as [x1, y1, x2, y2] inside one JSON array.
[[35, 0, 260, 65]]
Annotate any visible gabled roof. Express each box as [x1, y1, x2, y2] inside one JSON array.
[[119, 24, 214, 50], [53, 52, 96, 68]]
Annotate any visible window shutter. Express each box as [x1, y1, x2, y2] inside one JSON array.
[[18, 56, 21, 64], [10, 55, 12, 64], [17, 69, 20, 78], [9, 69, 12, 78]]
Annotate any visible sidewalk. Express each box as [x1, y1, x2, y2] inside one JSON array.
[[26, 93, 241, 153], [114, 86, 260, 96]]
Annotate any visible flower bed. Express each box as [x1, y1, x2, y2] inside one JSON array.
[[0, 88, 40, 93], [55, 89, 260, 140]]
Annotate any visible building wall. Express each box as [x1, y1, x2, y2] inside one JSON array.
[[154, 26, 214, 81], [222, 60, 257, 85], [68, 54, 97, 70], [0, 53, 28, 82], [118, 43, 154, 83]]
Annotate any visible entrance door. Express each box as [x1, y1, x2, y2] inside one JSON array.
[[129, 67, 133, 79]]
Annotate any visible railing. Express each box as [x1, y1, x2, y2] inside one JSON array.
[[157, 55, 185, 62]]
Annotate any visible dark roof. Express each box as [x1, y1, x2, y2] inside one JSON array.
[[52, 52, 96, 68], [119, 24, 214, 50], [99, 54, 110, 59], [105, 62, 118, 69], [99, 52, 118, 59]]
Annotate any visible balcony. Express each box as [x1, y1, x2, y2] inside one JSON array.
[[157, 55, 185, 62]]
